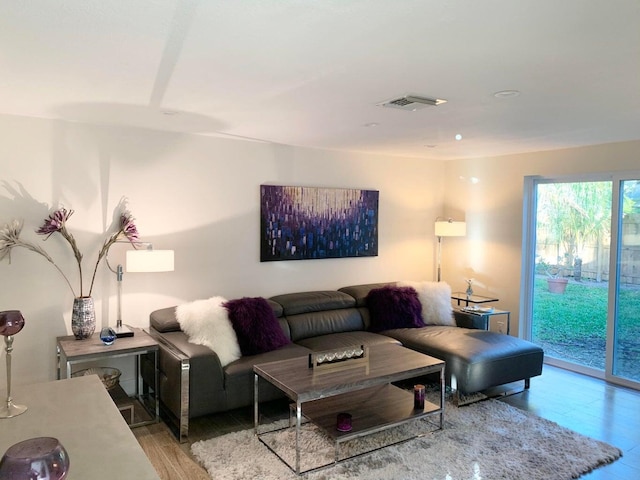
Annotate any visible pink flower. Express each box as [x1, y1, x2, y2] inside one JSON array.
[[36, 208, 74, 238]]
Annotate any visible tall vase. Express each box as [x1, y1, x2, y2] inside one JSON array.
[[71, 297, 96, 340]]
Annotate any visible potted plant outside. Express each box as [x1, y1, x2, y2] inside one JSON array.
[[546, 265, 568, 294]]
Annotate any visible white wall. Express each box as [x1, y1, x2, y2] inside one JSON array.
[[442, 140, 640, 336], [0, 114, 446, 387]]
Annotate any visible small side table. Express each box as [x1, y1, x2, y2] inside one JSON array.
[[56, 328, 159, 428], [451, 292, 499, 307], [458, 307, 511, 335]]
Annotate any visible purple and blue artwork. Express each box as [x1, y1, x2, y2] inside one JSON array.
[[260, 185, 379, 261]]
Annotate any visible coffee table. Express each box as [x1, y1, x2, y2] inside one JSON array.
[[253, 343, 445, 475]]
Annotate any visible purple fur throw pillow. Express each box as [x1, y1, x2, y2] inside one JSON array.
[[224, 297, 290, 356], [366, 285, 425, 332]]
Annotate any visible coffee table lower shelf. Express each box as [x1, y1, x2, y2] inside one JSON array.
[[257, 383, 444, 475]]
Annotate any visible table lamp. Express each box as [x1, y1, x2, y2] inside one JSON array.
[[112, 243, 174, 338], [0, 310, 27, 418]]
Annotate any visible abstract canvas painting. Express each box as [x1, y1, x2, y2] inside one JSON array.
[[260, 185, 379, 261]]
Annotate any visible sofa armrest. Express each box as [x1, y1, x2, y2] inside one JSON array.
[[453, 310, 488, 330], [148, 328, 226, 442]]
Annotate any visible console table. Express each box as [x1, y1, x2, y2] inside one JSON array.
[[56, 328, 159, 427], [0, 376, 160, 479]]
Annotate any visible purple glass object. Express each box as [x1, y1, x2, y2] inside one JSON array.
[[414, 384, 425, 410], [0, 310, 25, 337], [336, 412, 352, 432], [0, 437, 69, 479], [1, 310, 27, 418]]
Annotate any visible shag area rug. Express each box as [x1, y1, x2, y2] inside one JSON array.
[[192, 398, 622, 480]]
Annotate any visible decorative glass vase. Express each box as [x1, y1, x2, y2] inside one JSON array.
[[99, 327, 116, 346], [71, 297, 96, 340]]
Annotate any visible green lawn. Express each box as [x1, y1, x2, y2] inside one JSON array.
[[532, 276, 640, 379]]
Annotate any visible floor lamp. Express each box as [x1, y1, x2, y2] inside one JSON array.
[[435, 218, 466, 282], [110, 243, 174, 338]]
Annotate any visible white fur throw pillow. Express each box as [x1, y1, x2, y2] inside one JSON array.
[[175, 296, 241, 367], [398, 280, 455, 326]]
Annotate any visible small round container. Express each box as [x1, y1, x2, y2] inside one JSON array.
[[336, 412, 352, 432]]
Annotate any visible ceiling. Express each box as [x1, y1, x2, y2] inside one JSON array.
[[1, 0, 639, 160]]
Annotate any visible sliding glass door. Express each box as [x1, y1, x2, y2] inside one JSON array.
[[611, 179, 640, 383], [523, 174, 640, 389]]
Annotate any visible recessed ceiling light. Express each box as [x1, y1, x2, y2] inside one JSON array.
[[364, 122, 379, 127], [493, 90, 521, 98], [455, 134, 463, 141], [162, 110, 179, 116], [425, 144, 437, 148]]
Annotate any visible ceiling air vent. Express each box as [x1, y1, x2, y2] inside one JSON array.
[[377, 95, 447, 111]]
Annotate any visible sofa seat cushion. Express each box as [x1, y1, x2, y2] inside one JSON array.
[[224, 343, 311, 380], [296, 331, 400, 351], [382, 326, 544, 394], [224, 343, 312, 409]]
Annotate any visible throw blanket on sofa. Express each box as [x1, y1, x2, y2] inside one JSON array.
[[176, 296, 241, 366]]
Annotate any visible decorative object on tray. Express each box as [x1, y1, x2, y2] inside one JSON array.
[[0, 437, 69, 479], [72, 367, 121, 390], [99, 326, 117, 346], [308, 345, 368, 372], [260, 185, 379, 262], [0, 310, 27, 418], [0, 197, 140, 340]]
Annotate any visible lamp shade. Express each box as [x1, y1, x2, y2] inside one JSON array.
[[435, 220, 466, 237], [126, 249, 174, 273]]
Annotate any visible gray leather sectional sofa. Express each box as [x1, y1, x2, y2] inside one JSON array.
[[148, 282, 544, 441]]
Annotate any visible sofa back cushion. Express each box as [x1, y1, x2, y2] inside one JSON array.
[[270, 290, 363, 342], [338, 283, 396, 329]]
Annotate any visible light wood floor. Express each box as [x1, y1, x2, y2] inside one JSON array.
[[134, 365, 640, 479]]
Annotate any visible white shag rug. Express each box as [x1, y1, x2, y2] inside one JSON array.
[[192, 398, 621, 480]]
